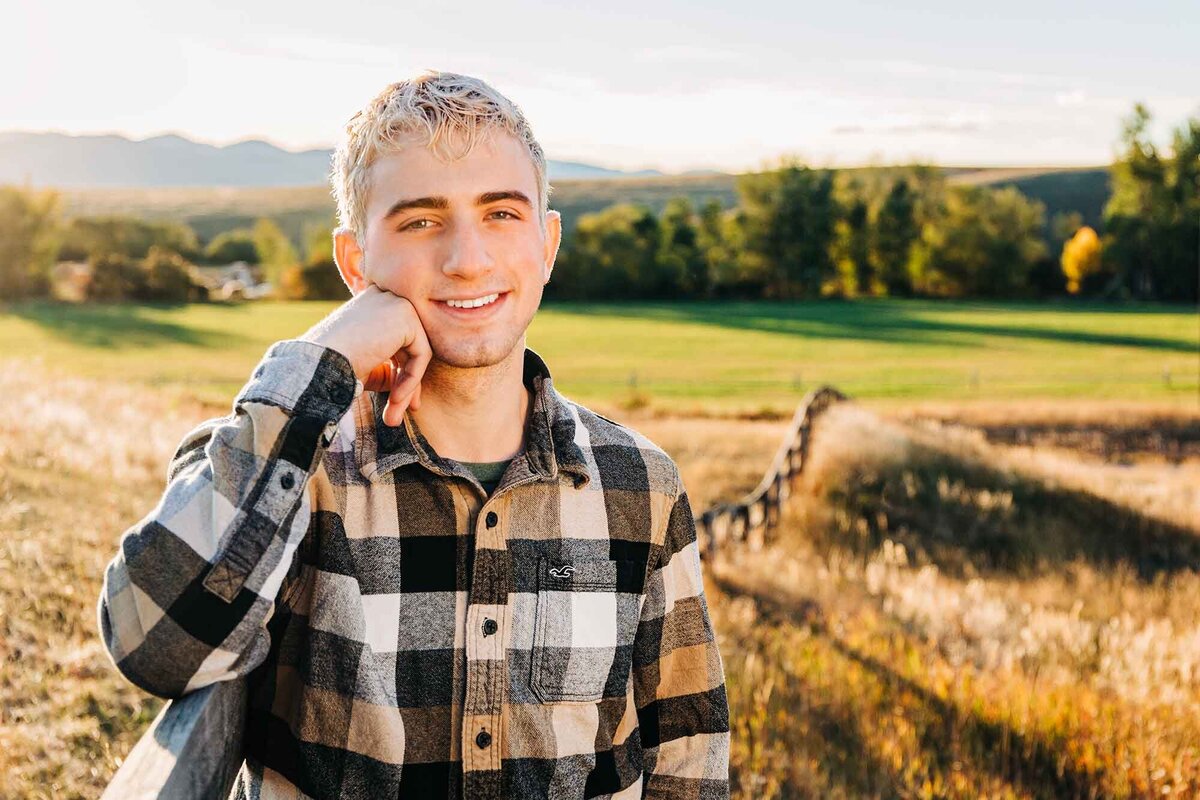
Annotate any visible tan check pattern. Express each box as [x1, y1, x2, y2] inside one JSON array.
[[98, 339, 729, 799]]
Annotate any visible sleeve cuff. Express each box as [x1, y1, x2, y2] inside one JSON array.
[[235, 339, 360, 422]]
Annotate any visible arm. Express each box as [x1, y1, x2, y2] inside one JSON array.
[[97, 340, 358, 699], [633, 477, 731, 798]]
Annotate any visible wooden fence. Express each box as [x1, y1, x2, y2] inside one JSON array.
[[101, 385, 848, 798], [696, 385, 846, 559]]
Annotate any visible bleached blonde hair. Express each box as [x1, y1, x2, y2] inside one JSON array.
[[329, 70, 551, 242]]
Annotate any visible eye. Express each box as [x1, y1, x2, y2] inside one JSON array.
[[400, 218, 434, 231], [489, 210, 519, 221]]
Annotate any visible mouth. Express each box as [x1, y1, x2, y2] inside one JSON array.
[[434, 290, 510, 320]]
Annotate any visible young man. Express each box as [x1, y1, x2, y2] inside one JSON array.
[[98, 71, 730, 799]]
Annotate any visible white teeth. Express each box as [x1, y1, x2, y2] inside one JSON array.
[[445, 293, 500, 309]]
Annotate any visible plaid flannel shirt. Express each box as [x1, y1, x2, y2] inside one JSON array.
[[98, 340, 730, 799]]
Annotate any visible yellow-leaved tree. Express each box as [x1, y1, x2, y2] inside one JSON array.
[[1060, 225, 1102, 294]]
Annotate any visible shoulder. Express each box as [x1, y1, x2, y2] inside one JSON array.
[[559, 394, 682, 500]]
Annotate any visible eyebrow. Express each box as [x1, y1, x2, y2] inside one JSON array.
[[382, 190, 533, 221]]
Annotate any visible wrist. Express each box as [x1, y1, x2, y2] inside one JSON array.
[[300, 331, 371, 380]]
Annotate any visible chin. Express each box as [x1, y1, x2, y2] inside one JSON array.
[[430, 332, 522, 369]]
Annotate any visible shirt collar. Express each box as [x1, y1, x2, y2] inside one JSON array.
[[356, 346, 591, 489]]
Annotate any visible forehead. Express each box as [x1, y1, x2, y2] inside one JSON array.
[[364, 130, 538, 216]]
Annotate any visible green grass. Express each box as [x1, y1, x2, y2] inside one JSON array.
[[0, 299, 1195, 411]]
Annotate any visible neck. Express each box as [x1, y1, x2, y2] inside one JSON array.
[[408, 341, 531, 463]]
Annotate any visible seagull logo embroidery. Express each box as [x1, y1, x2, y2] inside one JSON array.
[[549, 564, 576, 579]]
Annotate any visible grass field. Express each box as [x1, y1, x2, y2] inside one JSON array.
[[2, 299, 1198, 798], [1, 299, 1196, 413]]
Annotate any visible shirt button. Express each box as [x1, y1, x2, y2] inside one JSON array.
[[485, 511, 498, 528], [475, 729, 492, 749], [280, 472, 295, 490], [482, 618, 497, 636]]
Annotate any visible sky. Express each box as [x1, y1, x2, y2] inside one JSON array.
[[4, 0, 1197, 173]]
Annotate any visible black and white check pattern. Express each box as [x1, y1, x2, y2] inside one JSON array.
[[98, 339, 730, 799]]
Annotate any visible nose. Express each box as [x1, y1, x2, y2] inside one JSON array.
[[441, 219, 494, 280]]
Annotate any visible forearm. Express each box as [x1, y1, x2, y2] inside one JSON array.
[[97, 340, 358, 698]]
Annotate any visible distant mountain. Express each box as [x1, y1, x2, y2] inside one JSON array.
[[0, 131, 666, 188], [549, 160, 662, 180]]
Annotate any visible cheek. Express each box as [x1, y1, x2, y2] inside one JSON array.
[[363, 251, 425, 292]]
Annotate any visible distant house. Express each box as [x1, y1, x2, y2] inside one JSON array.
[[192, 261, 272, 300], [50, 261, 92, 302]]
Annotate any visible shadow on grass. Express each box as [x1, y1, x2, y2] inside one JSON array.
[[6, 302, 251, 350], [546, 299, 1198, 353], [818, 439, 1200, 582], [725, 592, 914, 797], [715, 574, 1109, 800]]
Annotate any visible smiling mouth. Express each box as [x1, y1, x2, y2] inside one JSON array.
[[434, 290, 510, 314], [442, 292, 501, 309]]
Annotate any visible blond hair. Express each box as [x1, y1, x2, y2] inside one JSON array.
[[330, 70, 550, 242]]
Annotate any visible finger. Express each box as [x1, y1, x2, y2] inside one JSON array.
[[409, 380, 422, 411], [388, 330, 431, 400], [382, 366, 421, 427], [382, 386, 405, 426]]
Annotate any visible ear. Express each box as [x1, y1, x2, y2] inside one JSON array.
[[333, 227, 370, 294], [542, 210, 562, 285]]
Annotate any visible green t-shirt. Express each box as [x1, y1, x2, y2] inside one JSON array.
[[459, 458, 513, 496]]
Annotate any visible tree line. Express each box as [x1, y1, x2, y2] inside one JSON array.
[[1, 104, 1195, 304], [549, 105, 1198, 303]]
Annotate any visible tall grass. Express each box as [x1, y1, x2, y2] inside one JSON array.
[[712, 405, 1200, 798], [2, 356, 1197, 798]]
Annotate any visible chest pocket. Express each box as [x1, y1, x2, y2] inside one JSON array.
[[530, 556, 645, 703]]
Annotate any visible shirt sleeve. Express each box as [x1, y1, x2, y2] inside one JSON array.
[[632, 474, 731, 798], [96, 339, 359, 699]]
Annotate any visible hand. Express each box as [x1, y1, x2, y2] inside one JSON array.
[[299, 285, 431, 426]]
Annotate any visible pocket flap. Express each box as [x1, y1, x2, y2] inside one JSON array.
[[538, 556, 645, 594]]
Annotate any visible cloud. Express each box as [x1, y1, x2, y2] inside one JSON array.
[[833, 120, 985, 136], [864, 59, 1080, 89], [184, 35, 401, 69], [1055, 90, 1087, 107], [633, 44, 746, 65]]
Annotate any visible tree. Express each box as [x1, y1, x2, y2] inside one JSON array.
[[1103, 104, 1200, 301], [87, 253, 147, 301], [658, 198, 707, 298], [277, 221, 348, 301], [253, 218, 299, 290], [696, 199, 736, 299], [142, 246, 205, 302], [86, 247, 203, 302], [735, 161, 838, 298], [1060, 226, 1103, 294], [0, 185, 60, 298], [872, 179, 921, 296], [919, 185, 1047, 297], [60, 216, 199, 262], [549, 204, 665, 299], [832, 195, 871, 296], [204, 229, 260, 264]]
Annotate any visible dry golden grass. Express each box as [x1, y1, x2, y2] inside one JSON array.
[[710, 404, 1200, 798], [0, 360, 205, 798], [611, 409, 790, 509], [4, 357, 1197, 798], [0, 359, 785, 798]]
